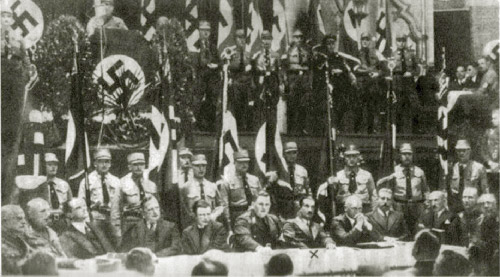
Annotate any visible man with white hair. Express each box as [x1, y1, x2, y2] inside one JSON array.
[[111, 152, 158, 241], [2, 205, 31, 275], [331, 195, 380, 246], [24, 198, 66, 257], [60, 198, 114, 259], [417, 191, 459, 245], [476, 193, 499, 274]]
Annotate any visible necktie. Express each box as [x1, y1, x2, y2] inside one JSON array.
[[242, 174, 253, 206], [348, 171, 357, 194], [48, 182, 60, 209], [198, 227, 205, 248], [404, 167, 413, 199], [134, 176, 146, 201], [400, 50, 407, 73], [298, 47, 303, 65], [200, 182, 205, 199], [265, 49, 270, 69], [288, 165, 296, 193], [183, 168, 189, 183], [308, 220, 313, 236], [459, 165, 465, 196], [240, 48, 244, 70], [364, 48, 370, 67], [100, 174, 110, 205]]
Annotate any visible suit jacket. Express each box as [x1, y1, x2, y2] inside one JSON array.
[[181, 221, 228, 255], [120, 219, 181, 257], [367, 208, 409, 240], [417, 209, 460, 245], [282, 217, 334, 248], [1, 231, 31, 275], [464, 75, 480, 89], [455, 210, 482, 247], [233, 210, 282, 251], [331, 214, 381, 246], [60, 222, 114, 259]]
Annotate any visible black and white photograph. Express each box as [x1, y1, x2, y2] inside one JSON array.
[[1, 0, 499, 275]]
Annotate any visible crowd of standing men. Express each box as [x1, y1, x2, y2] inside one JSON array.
[[3, 137, 499, 275]]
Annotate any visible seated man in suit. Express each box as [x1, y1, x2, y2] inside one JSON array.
[[417, 191, 460, 245], [2, 205, 31, 275], [60, 198, 114, 259], [120, 196, 181, 257], [455, 187, 482, 247], [233, 190, 282, 252], [367, 187, 409, 240], [282, 196, 335, 249], [331, 195, 381, 246], [181, 200, 228, 255]]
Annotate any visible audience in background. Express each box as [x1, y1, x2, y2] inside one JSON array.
[[21, 251, 58, 276], [408, 230, 441, 276], [191, 256, 229, 276], [265, 253, 294, 276], [432, 250, 472, 276], [124, 247, 157, 276]]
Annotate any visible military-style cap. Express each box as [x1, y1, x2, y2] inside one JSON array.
[[0, 0, 12, 13], [94, 148, 112, 160], [178, 147, 193, 157], [235, 29, 245, 38], [44, 153, 59, 163], [199, 20, 211, 30], [94, 0, 114, 7], [361, 32, 371, 39], [192, 154, 207, 165], [261, 30, 272, 40], [344, 144, 360, 155], [234, 150, 251, 162], [293, 30, 303, 37], [127, 152, 145, 164], [455, 139, 471, 150], [396, 33, 408, 39], [284, 142, 298, 153], [399, 143, 413, 154]]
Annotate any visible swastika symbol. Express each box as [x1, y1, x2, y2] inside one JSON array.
[[96, 60, 140, 105], [11, 0, 39, 37]]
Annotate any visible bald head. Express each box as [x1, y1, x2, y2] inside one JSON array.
[[1, 205, 28, 234], [26, 198, 51, 230], [345, 195, 363, 218]]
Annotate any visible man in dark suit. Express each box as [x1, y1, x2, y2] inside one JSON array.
[[465, 62, 480, 90], [449, 65, 467, 91], [367, 188, 409, 240], [181, 200, 228, 255], [454, 187, 481, 247], [233, 190, 282, 252], [60, 198, 114, 259], [417, 191, 460, 245], [331, 195, 381, 246], [120, 196, 181, 257], [282, 196, 335, 249]]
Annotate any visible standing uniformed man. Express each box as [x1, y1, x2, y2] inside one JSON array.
[[111, 152, 157, 241], [354, 32, 385, 133], [252, 31, 282, 130], [219, 150, 262, 230], [271, 142, 310, 219], [376, 143, 429, 236], [18, 153, 72, 234], [195, 20, 220, 131], [284, 30, 311, 134], [443, 139, 489, 213], [180, 154, 223, 230], [311, 34, 358, 134], [223, 29, 253, 131], [177, 148, 194, 189], [86, 0, 128, 37], [77, 148, 120, 243], [392, 33, 419, 134], [333, 144, 377, 214]]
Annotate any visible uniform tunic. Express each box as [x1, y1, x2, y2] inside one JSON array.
[[335, 168, 377, 212], [78, 170, 121, 220], [180, 178, 221, 230], [219, 173, 261, 226]]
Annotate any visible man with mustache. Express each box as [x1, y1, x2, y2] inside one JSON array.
[[282, 196, 335, 249], [24, 198, 66, 257], [233, 190, 282, 252], [2, 205, 31, 275], [331, 195, 380, 246], [444, 140, 488, 213], [417, 191, 460, 245], [366, 187, 409, 240]]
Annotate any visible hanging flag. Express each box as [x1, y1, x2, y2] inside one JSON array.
[[271, 0, 286, 53], [217, 0, 234, 51], [185, 0, 200, 53], [254, 117, 287, 178], [140, 0, 156, 41], [246, 0, 263, 54], [375, 0, 389, 54], [148, 105, 170, 172], [309, 0, 326, 40]]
